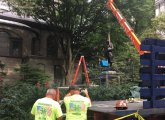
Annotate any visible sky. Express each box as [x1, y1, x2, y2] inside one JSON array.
[[88, 0, 92, 3]]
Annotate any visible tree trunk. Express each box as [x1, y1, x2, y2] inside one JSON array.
[[52, 31, 77, 86], [59, 32, 74, 86]]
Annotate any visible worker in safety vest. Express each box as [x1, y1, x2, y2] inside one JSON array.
[[31, 89, 63, 120], [64, 85, 91, 120]]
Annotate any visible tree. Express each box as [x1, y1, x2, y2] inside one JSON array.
[[118, 0, 155, 35], [141, 13, 165, 39], [3, 0, 155, 85], [3, 0, 109, 85], [84, 0, 155, 61]]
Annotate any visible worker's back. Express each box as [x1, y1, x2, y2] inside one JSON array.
[[64, 94, 91, 120], [31, 97, 62, 120]]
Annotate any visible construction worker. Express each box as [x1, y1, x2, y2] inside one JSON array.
[[64, 85, 91, 120], [31, 89, 63, 120]]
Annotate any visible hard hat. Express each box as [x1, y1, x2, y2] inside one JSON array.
[[115, 100, 128, 110]]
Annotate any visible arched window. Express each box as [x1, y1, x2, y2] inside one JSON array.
[[10, 38, 22, 57], [47, 35, 58, 57], [0, 30, 22, 57], [31, 37, 40, 56], [0, 32, 10, 56]]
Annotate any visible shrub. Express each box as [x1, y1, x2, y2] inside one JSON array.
[[15, 64, 49, 85], [0, 82, 46, 120], [88, 84, 132, 101], [0, 81, 136, 120], [59, 83, 135, 101]]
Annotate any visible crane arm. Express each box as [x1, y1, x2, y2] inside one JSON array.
[[107, 0, 144, 55]]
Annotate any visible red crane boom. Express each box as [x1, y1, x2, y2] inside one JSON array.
[[107, 0, 144, 55]]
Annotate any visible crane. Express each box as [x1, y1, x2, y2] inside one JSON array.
[[107, 0, 144, 55]]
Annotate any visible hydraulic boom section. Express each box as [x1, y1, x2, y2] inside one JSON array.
[[107, 0, 144, 55]]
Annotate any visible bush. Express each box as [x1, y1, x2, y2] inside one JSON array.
[[15, 64, 50, 85], [0, 63, 51, 120], [0, 82, 46, 120], [0, 81, 136, 120], [88, 84, 133, 101], [59, 83, 134, 101]]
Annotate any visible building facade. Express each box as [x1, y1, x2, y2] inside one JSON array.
[[155, 0, 165, 16], [0, 2, 67, 85], [155, 0, 165, 38]]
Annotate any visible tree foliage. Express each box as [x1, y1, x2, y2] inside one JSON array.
[[86, 0, 154, 83], [4, 0, 108, 50], [15, 64, 49, 85], [117, 0, 154, 35], [3, 0, 110, 84], [0, 82, 46, 120], [152, 13, 165, 32], [141, 13, 165, 39], [0, 82, 134, 120], [3, 0, 155, 84]]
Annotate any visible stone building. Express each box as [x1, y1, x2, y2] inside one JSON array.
[[0, 2, 66, 85], [155, 0, 165, 38], [155, 0, 165, 16]]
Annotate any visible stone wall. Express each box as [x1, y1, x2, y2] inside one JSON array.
[[0, 23, 83, 86], [0, 24, 61, 85], [0, 57, 21, 84]]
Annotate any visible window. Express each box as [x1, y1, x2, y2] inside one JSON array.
[[0, 31, 22, 57], [54, 65, 65, 85], [47, 36, 58, 57], [10, 39, 22, 57], [31, 38, 40, 55], [0, 32, 10, 56]]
